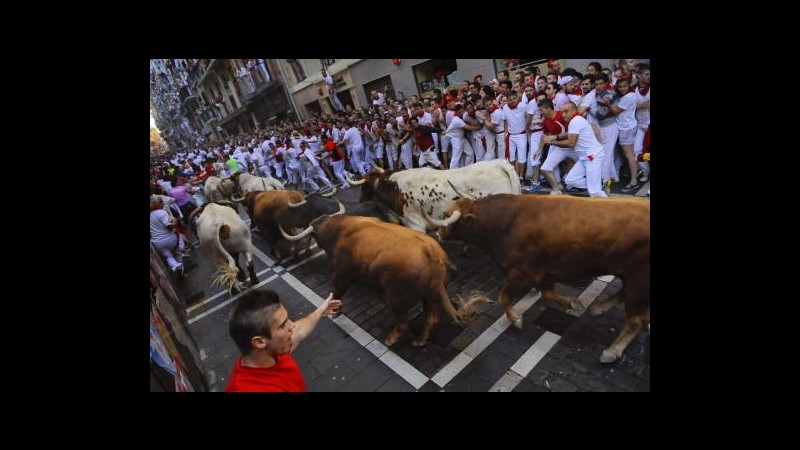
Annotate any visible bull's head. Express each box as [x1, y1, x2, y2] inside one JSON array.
[[425, 198, 476, 242], [348, 169, 403, 214], [279, 199, 346, 241]]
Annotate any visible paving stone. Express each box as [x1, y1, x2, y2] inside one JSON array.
[[568, 373, 611, 392], [514, 378, 550, 392], [377, 375, 417, 392], [544, 375, 579, 392], [337, 359, 395, 392], [603, 367, 640, 392], [308, 363, 357, 392]]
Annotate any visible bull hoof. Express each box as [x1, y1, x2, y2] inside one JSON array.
[[512, 316, 524, 329], [589, 304, 604, 316], [599, 350, 618, 364], [569, 298, 585, 312], [412, 338, 428, 347], [384, 335, 399, 347]]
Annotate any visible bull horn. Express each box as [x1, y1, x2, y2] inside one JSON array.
[[215, 200, 237, 207], [423, 209, 461, 227], [371, 163, 385, 174], [187, 204, 207, 223], [346, 174, 366, 185], [331, 199, 346, 216], [321, 185, 337, 197], [230, 195, 246, 203], [447, 180, 476, 199], [288, 195, 307, 208], [280, 224, 314, 241]]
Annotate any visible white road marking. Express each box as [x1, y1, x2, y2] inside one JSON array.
[[282, 250, 326, 272], [250, 246, 276, 267], [487, 277, 611, 392], [185, 267, 273, 315], [431, 289, 541, 388], [281, 271, 430, 390], [187, 274, 279, 325]]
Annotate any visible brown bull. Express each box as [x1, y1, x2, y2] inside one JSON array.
[[236, 190, 340, 260], [430, 194, 650, 363], [281, 215, 489, 346]]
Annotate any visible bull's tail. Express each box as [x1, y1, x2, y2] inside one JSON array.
[[210, 223, 239, 294], [439, 285, 491, 325], [499, 160, 522, 194]]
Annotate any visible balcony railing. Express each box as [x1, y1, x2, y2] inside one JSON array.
[[237, 64, 274, 101]]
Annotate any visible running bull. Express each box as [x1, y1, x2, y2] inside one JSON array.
[[281, 215, 489, 346], [348, 159, 520, 232], [429, 193, 650, 363]]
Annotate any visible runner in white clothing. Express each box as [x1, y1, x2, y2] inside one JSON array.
[[543, 102, 607, 198]]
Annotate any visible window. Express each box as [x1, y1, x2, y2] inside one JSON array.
[[412, 59, 459, 97], [363, 75, 395, 105], [305, 100, 322, 116], [493, 59, 549, 77]]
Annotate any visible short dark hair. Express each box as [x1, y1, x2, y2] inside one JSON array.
[[229, 289, 282, 355], [537, 98, 554, 110]]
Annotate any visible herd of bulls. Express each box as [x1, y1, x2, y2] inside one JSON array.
[[186, 159, 650, 364]]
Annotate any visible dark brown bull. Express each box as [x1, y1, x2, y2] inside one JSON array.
[[281, 215, 489, 346], [236, 190, 344, 260], [430, 194, 650, 363]]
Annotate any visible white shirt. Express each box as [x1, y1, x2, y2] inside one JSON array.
[[580, 89, 598, 126], [150, 209, 174, 241], [343, 127, 363, 152], [490, 108, 505, 134], [502, 104, 527, 134], [615, 92, 638, 131], [445, 115, 467, 139], [568, 115, 603, 156], [634, 87, 650, 126]]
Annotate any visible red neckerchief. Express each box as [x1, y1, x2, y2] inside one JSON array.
[[637, 84, 650, 96], [488, 104, 498, 113]]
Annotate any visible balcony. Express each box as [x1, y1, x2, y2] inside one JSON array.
[[238, 65, 276, 103], [197, 59, 226, 86]]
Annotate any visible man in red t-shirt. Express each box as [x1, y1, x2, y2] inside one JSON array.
[[225, 289, 342, 392]]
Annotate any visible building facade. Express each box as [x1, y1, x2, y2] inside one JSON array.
[[276, 59, 619, 120], [151, 58, 623, 148], [150, 59, 295, 148]]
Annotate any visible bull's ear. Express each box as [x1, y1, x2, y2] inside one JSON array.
[[462, 214, 475, 226]]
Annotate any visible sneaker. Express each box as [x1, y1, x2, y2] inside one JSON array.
[[621, 182, 640, 193], [637, 170, 650, 183], [524, 183, 543, 193], [646, 190, 650, 196]]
